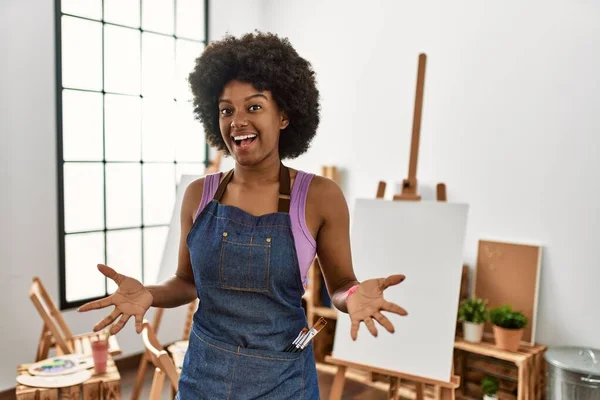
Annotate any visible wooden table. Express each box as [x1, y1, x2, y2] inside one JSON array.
[[16, 356, 120, 399], [454, 338, 547, 400]]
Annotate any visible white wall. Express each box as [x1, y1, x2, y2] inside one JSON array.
[[2, 0, 599, 391], [262, 0, 600, 350], [0, 0, 262, 391]]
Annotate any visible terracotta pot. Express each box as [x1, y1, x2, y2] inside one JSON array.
[[493, 325, 523, 352]]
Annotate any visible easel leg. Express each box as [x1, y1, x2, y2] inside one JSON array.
[[329, 366, 347, 400], [439, 386, 455, 400], [131, 351, 150, 400], [388, 377, 400, 400], [36, 324, 52, 361], [415, 382, 424, 400]]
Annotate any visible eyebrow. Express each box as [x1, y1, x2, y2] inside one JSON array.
[[218, 93, 268, 104]]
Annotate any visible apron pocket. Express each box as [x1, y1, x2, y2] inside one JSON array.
[[219, 231, 271, 293], [232, 346, 307, 399]]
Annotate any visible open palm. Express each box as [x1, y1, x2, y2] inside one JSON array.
[[78, 264, 153, 335], [347, 274, 408, 340]]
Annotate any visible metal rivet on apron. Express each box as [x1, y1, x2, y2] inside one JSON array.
[[266, 238, 271, 243], [223, 232, 228, 237]]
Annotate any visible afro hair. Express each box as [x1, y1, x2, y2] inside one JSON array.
[[188, 31, 320, 159]]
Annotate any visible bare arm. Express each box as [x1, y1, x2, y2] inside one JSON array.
[[146, 178, 204, 308], [309, 177, 359, 313]]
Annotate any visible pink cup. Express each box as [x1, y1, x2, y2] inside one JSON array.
[[91, 340, 109, 374]]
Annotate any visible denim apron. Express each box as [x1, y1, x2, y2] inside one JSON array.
[[176, 163, 320, 399]]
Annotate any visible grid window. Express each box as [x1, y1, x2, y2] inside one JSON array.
[[56, 0, 209, 309]]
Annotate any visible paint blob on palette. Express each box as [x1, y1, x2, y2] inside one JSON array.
[[28, 355, 94, 376]]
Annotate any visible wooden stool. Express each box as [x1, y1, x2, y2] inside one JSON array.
[[16, 356, 120, 399]]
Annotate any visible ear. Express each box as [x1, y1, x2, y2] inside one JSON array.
[[279, 111, 289, 130]]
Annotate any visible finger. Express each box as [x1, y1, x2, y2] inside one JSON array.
[[97, 264, 124, 285], [78, 295, 113, 312], [93, 307, 121, 332], [382, 274, 405, 289], [110, 313, 131, 335], [350, 319, 360, 341], [381, 301, 408, 316], [135, 313, 144, 334], [373, 311, 395, 334], [364, 317, 378, 337]]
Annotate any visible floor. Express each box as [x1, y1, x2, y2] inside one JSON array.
[[120, 361, 389, 399]]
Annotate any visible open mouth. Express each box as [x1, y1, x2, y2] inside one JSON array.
[[231, 133, 258, 149]]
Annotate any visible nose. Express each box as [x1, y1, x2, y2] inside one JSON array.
[[231, 111, 248, 129]]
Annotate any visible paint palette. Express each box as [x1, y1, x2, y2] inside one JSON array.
[[28, 355, 94, 377]]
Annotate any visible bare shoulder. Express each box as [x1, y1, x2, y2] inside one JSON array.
[[306, 174, 349, 227], [308, 175, 344, 201]]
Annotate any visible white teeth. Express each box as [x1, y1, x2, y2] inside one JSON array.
[[233, 134, 257, 141]]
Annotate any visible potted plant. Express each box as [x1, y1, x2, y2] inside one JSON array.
[[489, 304, 528, 352], [481, 376, 499, 399], [457, 297, 488, 343]]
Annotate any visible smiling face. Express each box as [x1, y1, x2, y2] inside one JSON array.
[[218, 80, 289, 166]]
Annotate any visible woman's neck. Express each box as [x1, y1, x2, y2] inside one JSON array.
[[233, 154, 281, 185]]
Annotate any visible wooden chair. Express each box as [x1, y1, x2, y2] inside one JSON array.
[[141, 320, 181, 400], [131, 299, 198, 399], [29, 276, 121, 361]]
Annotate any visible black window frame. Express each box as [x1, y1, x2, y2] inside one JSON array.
[[55, 0, 210, 310]]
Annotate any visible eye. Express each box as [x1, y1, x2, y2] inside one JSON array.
[[248, 104, 262, 112], [220, 108, 232, 116]]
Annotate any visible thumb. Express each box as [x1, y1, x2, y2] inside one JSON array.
[[382, 274, 405, 289], [97, 264, 123, 285]]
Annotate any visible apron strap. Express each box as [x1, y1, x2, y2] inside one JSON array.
[[213, 169, 234, 202], [278, 163, 291, 213], [212, 163, 291, 213]]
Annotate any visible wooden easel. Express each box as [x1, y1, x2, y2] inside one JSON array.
[[325, 53, 459, 400]]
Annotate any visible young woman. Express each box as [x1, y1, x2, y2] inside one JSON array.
[[79, 31, 408, 399]]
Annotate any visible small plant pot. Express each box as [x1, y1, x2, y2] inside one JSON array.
[[463, 322, 484, 343], [483, 395, 498, 400], [493, 325, 523, 352]]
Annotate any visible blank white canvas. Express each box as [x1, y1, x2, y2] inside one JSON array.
[[155, 174, 202, 284], [331, 198, 469, 383]]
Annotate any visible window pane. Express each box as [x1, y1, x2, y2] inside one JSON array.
[[142, 99, 175, 161], [143, 163, 176, 226], [104, 0, 140, 28], [174, 102, 204, 162], [176, 0, 205, 40], [143, 226, 169, 284], [63, 163, 104, 233], [104, 25, 141, 95], [142, 33, 175, 98], [61, 90, 103, 161], [61, 0, 102, 20], [61, 16, 102, 91], [105, 94, 142, 161], [106, 229, 143, 293], [106, 163, 142, 229], [176, 163, 204, 185], [65, 232, 105, 302], [142, 0, 174, 35], [175, 39, 204, 101]]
